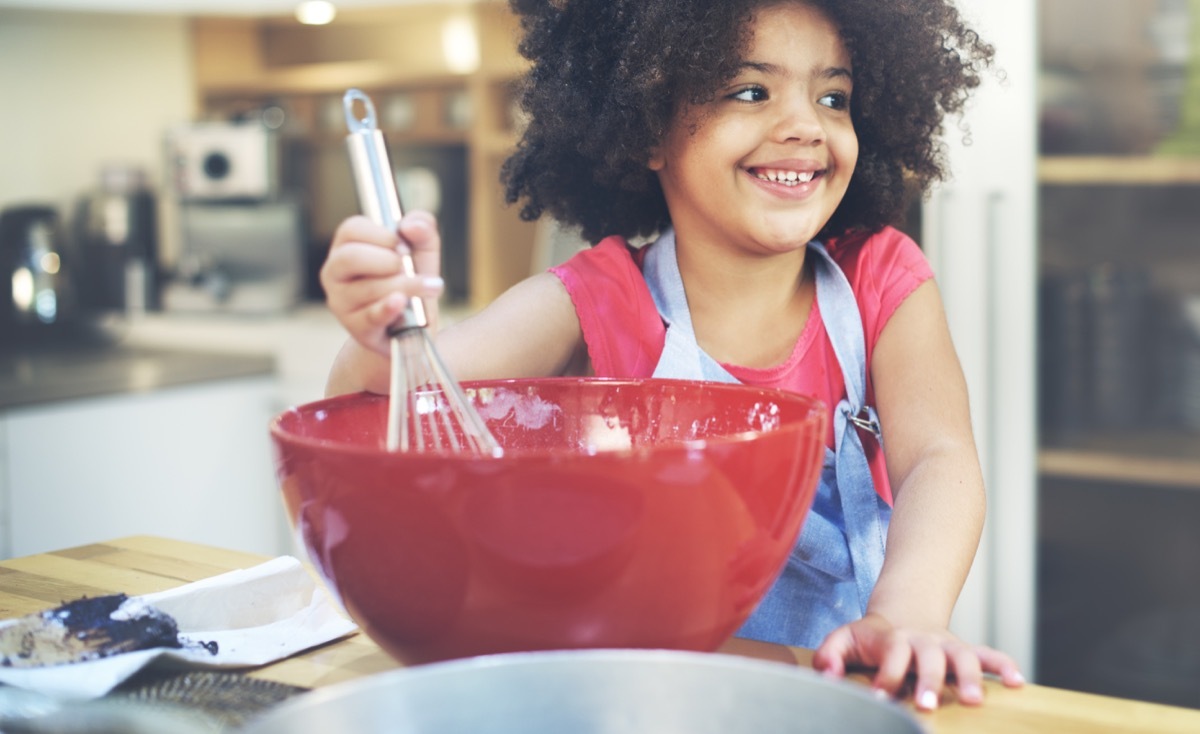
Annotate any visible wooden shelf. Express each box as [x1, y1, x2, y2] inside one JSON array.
[[199, 66, 472, 98], [1039, 156, 1200, 185], [1040, 449, 1200, 490], [191, 2, 538, 310], [302, 130, 470, 147], [1039, 430, 1200, 489], [477, 130, 519, 156]]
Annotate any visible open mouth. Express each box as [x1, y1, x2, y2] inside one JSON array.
[[750, 168, 821, 187]]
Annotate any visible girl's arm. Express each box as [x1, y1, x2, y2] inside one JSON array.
[[322, 213, 585, 397], [811, 278, 1023, 708], [436, 270, 588, 382]]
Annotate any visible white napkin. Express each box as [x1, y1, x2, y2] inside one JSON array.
[[0, 556, 359, 700]]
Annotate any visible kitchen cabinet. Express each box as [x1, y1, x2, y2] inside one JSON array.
[[187, 2, 538, 311], [2, 374, 288, 560], [932, 0, 1200, 708], [1033, 0, 1200, 709]]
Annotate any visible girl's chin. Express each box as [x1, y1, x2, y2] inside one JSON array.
[[740, 236, 816, 257], [751, 221, 826, 249]]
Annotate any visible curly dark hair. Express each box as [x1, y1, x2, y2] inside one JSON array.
[[501, 0, 995, 244]]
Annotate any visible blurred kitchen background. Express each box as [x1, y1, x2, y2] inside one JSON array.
[[0, 0, 1197, 713]]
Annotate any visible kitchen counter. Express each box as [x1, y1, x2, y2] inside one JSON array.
[[0, 337, 284, 559], [3, 535, 1199, 734], [0, 340, 275, 410]]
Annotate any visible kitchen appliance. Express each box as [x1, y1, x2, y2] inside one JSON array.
[[0, 205, 75, 341], [164, 200, 306, 315], [242, 649, 924, 734], [343, 87, 495, 453], [72, 165, 160, 315], [166, 122, 279, 202], [163, 118, 305, 314], [269, 378, 826, 666]]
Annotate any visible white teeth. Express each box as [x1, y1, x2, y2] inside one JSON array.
[[755, 169, 816, 185]]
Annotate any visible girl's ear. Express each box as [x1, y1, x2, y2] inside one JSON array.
[[647, 146, 665, 171]]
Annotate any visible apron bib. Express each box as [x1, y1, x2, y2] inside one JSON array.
[[643, 229, 891, 648]]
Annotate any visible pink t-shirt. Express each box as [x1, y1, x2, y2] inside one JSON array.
[[549, 226, 933, 504]]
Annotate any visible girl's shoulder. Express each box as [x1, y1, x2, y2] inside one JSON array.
[[825, 226, 935, 345], [826, 226, 932, 297], [548, 236, 664, 377], [550, 235, 647, 294], [825, 226, 929, 276]]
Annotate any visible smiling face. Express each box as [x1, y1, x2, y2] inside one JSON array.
[[648, 1, 857, 257]]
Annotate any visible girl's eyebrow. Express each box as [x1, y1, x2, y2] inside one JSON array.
[[738, 60, 853, 81]]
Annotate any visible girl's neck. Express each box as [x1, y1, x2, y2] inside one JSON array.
[[674, 235, 815, 369]]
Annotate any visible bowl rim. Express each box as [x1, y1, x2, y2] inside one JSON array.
[[243, 648, 923, 733], [270, 376, 827, 460]]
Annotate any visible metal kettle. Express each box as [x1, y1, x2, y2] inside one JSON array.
[[0, 205, 75, 341]]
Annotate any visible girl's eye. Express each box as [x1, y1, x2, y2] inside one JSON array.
[[819, 91, 850, 111], [729, 85, 768, 103]]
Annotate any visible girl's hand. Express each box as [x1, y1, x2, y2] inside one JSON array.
[[811, 613, 1025, 711], [320, 212, 445, 356]]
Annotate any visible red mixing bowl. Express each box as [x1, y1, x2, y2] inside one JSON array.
[[269, 378, 826, 666]]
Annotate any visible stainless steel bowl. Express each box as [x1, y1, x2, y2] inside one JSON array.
[[242, 649, 925, 733]]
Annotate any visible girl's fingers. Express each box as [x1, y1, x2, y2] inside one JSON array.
[[398, 210, 442, 278], [947, 642, 985, 706], [334, 277, 443, 331], [871, 637, 913, 699], [397, 210, 437, 250], [321, 244, 405, 285], [327, 280, 399, 324], [367, 292, 407, 329], [322, 238, 444, 307], [911, 640, 948, 711], [335, 293, 404, 357], [976, 646, 1026, 688], [332, 215, 401, 250], [321, 211, 446, 362], [810, 625, 857, 678]]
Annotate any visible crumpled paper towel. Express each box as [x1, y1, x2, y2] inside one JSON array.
[[0, 556, 359, 700]]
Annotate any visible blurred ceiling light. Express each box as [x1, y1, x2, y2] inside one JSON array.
[[442, 15, 480, 74], [296, 0, 336, 25]]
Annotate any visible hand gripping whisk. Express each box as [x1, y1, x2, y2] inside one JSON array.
[[343, 88, 500, 454]]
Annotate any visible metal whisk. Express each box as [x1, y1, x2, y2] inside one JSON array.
[[343, 88, 500, 454]]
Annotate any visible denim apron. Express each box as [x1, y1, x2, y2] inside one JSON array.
[[642, 229, 891, 648]]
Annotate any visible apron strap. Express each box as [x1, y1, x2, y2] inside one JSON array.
[[644, 229, 740, 383], [644, 230, 889, 613], [809, 242, 888, 614]]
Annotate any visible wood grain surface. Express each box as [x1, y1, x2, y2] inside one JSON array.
[[3, 535, 1198, 734]]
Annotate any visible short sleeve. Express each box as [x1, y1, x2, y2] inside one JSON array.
[[827, 227, 934, 365], [549, 237, 666, 377]]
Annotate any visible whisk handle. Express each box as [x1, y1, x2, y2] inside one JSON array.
[[344, 88, 428, 333]]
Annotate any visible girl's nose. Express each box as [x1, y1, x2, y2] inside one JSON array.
[[771, 99, 825, 145]]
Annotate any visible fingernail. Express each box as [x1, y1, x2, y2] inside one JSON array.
[[419, 276, 444, 291], [1011, 671, 1027, 685], [917, 689, 938, 711], [404, 216, 435, 235], [960, 684, 982, 703], [873, 687, 890, 701]]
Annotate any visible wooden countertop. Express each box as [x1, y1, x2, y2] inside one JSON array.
[[3, 535, 1198, 734]]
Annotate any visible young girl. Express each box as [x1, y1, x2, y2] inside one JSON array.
[[322, 0, 1025, 711]]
